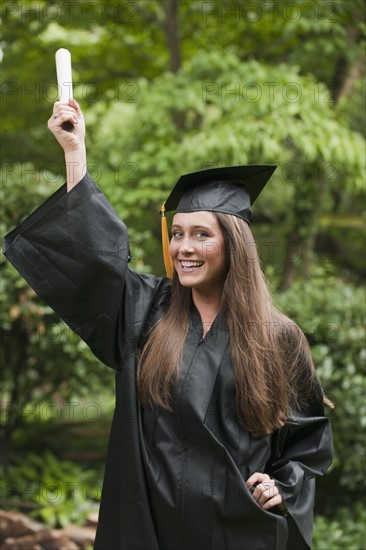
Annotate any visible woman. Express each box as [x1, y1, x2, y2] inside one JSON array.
[[4, 99, 333, 550]]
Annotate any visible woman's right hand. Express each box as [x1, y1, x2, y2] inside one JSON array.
[[48, 98, 85, 154]]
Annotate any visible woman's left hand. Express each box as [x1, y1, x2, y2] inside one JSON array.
[[246, 472, 286, 512]]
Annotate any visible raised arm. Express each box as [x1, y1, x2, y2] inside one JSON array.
[[47, 98, 86, 190], [4, 101, 168, 369]]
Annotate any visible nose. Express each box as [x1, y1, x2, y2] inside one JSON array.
[[178, 237, 195, 255]]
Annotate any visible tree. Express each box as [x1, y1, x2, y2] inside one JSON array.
[[2, 0, 364, 283], [2, 0, 365, 160], [1, 1, 365, 531], [86, 51, 365, 285]]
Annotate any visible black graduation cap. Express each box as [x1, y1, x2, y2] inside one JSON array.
[[160, 164, 277, 278]]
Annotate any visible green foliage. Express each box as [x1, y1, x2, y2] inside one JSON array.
[[91, 50, 366, 190], [274, 271, 365, 502], [2, 1, 364, 277], [2, 0, 365, 169], [87, 50, 365, 277], [0, 452, 102, 527], [1, 0, 365, 527], [313, 504, 366, 550]]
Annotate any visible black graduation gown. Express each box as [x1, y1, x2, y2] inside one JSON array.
[[3, 172, 333, 550]]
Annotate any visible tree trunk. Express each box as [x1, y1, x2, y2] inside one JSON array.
[[277, 229, 302, 292], [331, 19, 364, 103], [163, 0, 181, 73], [334, 52, 365, 102], [278, 173, 326, 292], [0, 421, 22, 469], [1, 320, 28, 467]]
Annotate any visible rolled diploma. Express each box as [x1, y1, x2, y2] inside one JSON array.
[[56, 48, 73, 103]]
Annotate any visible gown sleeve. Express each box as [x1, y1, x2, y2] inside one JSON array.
[[3, 171, 167, 369], [267, 378, 333, 549]]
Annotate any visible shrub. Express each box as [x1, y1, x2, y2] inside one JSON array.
[[274, 272, 365, 508], [0, 451, 102, 527]]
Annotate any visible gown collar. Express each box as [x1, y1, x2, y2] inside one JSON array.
[[189, 299, 226, 340]]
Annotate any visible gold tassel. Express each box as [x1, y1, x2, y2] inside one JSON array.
[[160, 202, 174, 279]]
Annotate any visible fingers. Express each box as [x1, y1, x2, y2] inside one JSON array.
[[50, 101, 79, 127], [68, 98, 82, 116], [47, 100, 86, 153], [246, 471, 271, 490], [48, 99, 84, 130], [246, 472, 283, 511], [245, 472, 271, 492], [254, 481, 281, 509]]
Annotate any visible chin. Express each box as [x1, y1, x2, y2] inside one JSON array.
[[176, 273, 202, 288], [177, 277, 196, 288]]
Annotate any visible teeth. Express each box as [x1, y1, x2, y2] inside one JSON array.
[[181, 261, 203, 268]]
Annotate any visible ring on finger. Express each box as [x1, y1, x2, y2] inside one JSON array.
[[53, 115, 58, 119]]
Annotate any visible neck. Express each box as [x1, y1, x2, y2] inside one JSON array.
[[192, 288, 222, 336]]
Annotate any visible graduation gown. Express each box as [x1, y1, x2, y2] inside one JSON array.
[[3, 172, 333, 550]]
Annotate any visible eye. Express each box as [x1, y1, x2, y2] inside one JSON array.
[[171, 230, 183, 238], [195, 231, 208, 238]]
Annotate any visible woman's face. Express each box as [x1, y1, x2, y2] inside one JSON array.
[[169, 211, 226, 295]]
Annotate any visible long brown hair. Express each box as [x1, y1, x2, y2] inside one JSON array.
[[137, 213, 321, 436]]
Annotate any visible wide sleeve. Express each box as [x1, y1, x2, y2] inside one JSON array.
[[267, 379, 333, 549], [3, 171, 168, 369]]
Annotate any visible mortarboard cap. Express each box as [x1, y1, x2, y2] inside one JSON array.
[[160, 164, 277, 278]]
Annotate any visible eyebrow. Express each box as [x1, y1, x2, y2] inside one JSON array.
[[171, 224, 212, 230]]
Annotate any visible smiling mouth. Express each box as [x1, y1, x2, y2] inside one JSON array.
[[179, 260, 204, 271]]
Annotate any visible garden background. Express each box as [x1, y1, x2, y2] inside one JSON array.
[[1, 1, 365, 548]]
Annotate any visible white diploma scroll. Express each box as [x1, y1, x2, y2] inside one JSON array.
[[55, 48, 73, 103]]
